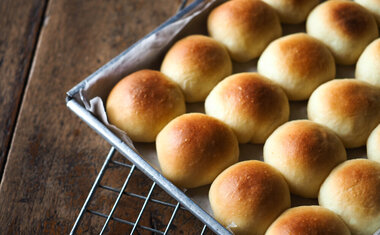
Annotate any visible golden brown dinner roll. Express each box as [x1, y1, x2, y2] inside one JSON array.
[[354, 0, 380, 25], [306, 0, 378, 65], [257, 33, 336, 100], [209, 160, 291, 235], [205, 73, 289, 144], [160, 35, 232, 102], [156, 113, 239, 189], [367, 124, 380, 163], [356, 38, 380, 87], [265, 206, 351, 235], [106, 70, 185, 142], [319, 159, 380, 235], [308, 79, 380, 148], [262, 0, 319, 24], [207, 0, 282, 62], [264, 120, 347, 198]]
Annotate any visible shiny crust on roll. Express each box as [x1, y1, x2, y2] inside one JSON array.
[[319, 159, 380, 235], [209, 160, 291, 235], [156, 113, 239, 189], [265, 206, 351, 235], [205, 72, 289, 144], [306, 0, 378, 65], [160, 35, 232, 102], [307, 79, 380, 148], [258, 33, 336, 100], [207, 0, 282, 62], [264, 120, 347, 198], [106, 69, 185, 142]]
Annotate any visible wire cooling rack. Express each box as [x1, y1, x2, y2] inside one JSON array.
[[70, 147, 212, 234]]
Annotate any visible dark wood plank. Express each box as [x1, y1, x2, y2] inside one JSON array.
[[0, 0, 47, 179], [0, 0, 210, 234]]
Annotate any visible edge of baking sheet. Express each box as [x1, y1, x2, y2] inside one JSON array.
[[65, 1, 232, 234]]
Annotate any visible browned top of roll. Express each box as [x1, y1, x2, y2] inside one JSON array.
[[222, 73, 287, 121], [277, 33, 333, 78], [266, 206, 351, 235], [210, 0, 278, 34], [323, 79, 379, 116], [330, 159, 380, 216], [276, 121, 344, 168], [107, 70, 182, 116], [327, 0, 375, 38], [211, 161, 289, 216], [160, 113, 236, 168], [163, 35, 230, 75]]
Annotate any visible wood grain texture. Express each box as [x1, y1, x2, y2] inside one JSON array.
[[0, 0, 47, 179], [0, 0, 210, 234]]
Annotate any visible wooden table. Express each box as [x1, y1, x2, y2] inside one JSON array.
[[0, 0, 210, 233]]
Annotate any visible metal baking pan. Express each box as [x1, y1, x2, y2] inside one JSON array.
[[66, 0, 374, 233]]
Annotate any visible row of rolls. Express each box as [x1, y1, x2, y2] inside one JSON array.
[[105, 0, 380, 234]]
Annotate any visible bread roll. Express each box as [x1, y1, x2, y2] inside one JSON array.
[[306, 0, 378, 65], [319, 159, 380, 235], [262, 0, 319, 24], [367, 124, 380, 163], [209, 160, 290, 235], [207, 0, 282, 62], [160, 35, 232, 102], [356, 38, 380, 87], [106, 70, 185, 142], [354, 0, 380, 25], [257, 33, 336, 100], [205, 73, 289, 144], [156, 113, 239, 189], [265, 206, 351, 235], [307, 79, 380, 148], [264, 120, 347, 198]]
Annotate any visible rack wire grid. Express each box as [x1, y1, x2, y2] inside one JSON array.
[[70, 147, 212, 234]]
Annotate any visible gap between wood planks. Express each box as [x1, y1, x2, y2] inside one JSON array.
[[0, 0, 50, 184]]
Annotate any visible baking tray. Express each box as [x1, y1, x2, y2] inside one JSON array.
[[66, 0, 375, 233], [66, 0, 231, 234]]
